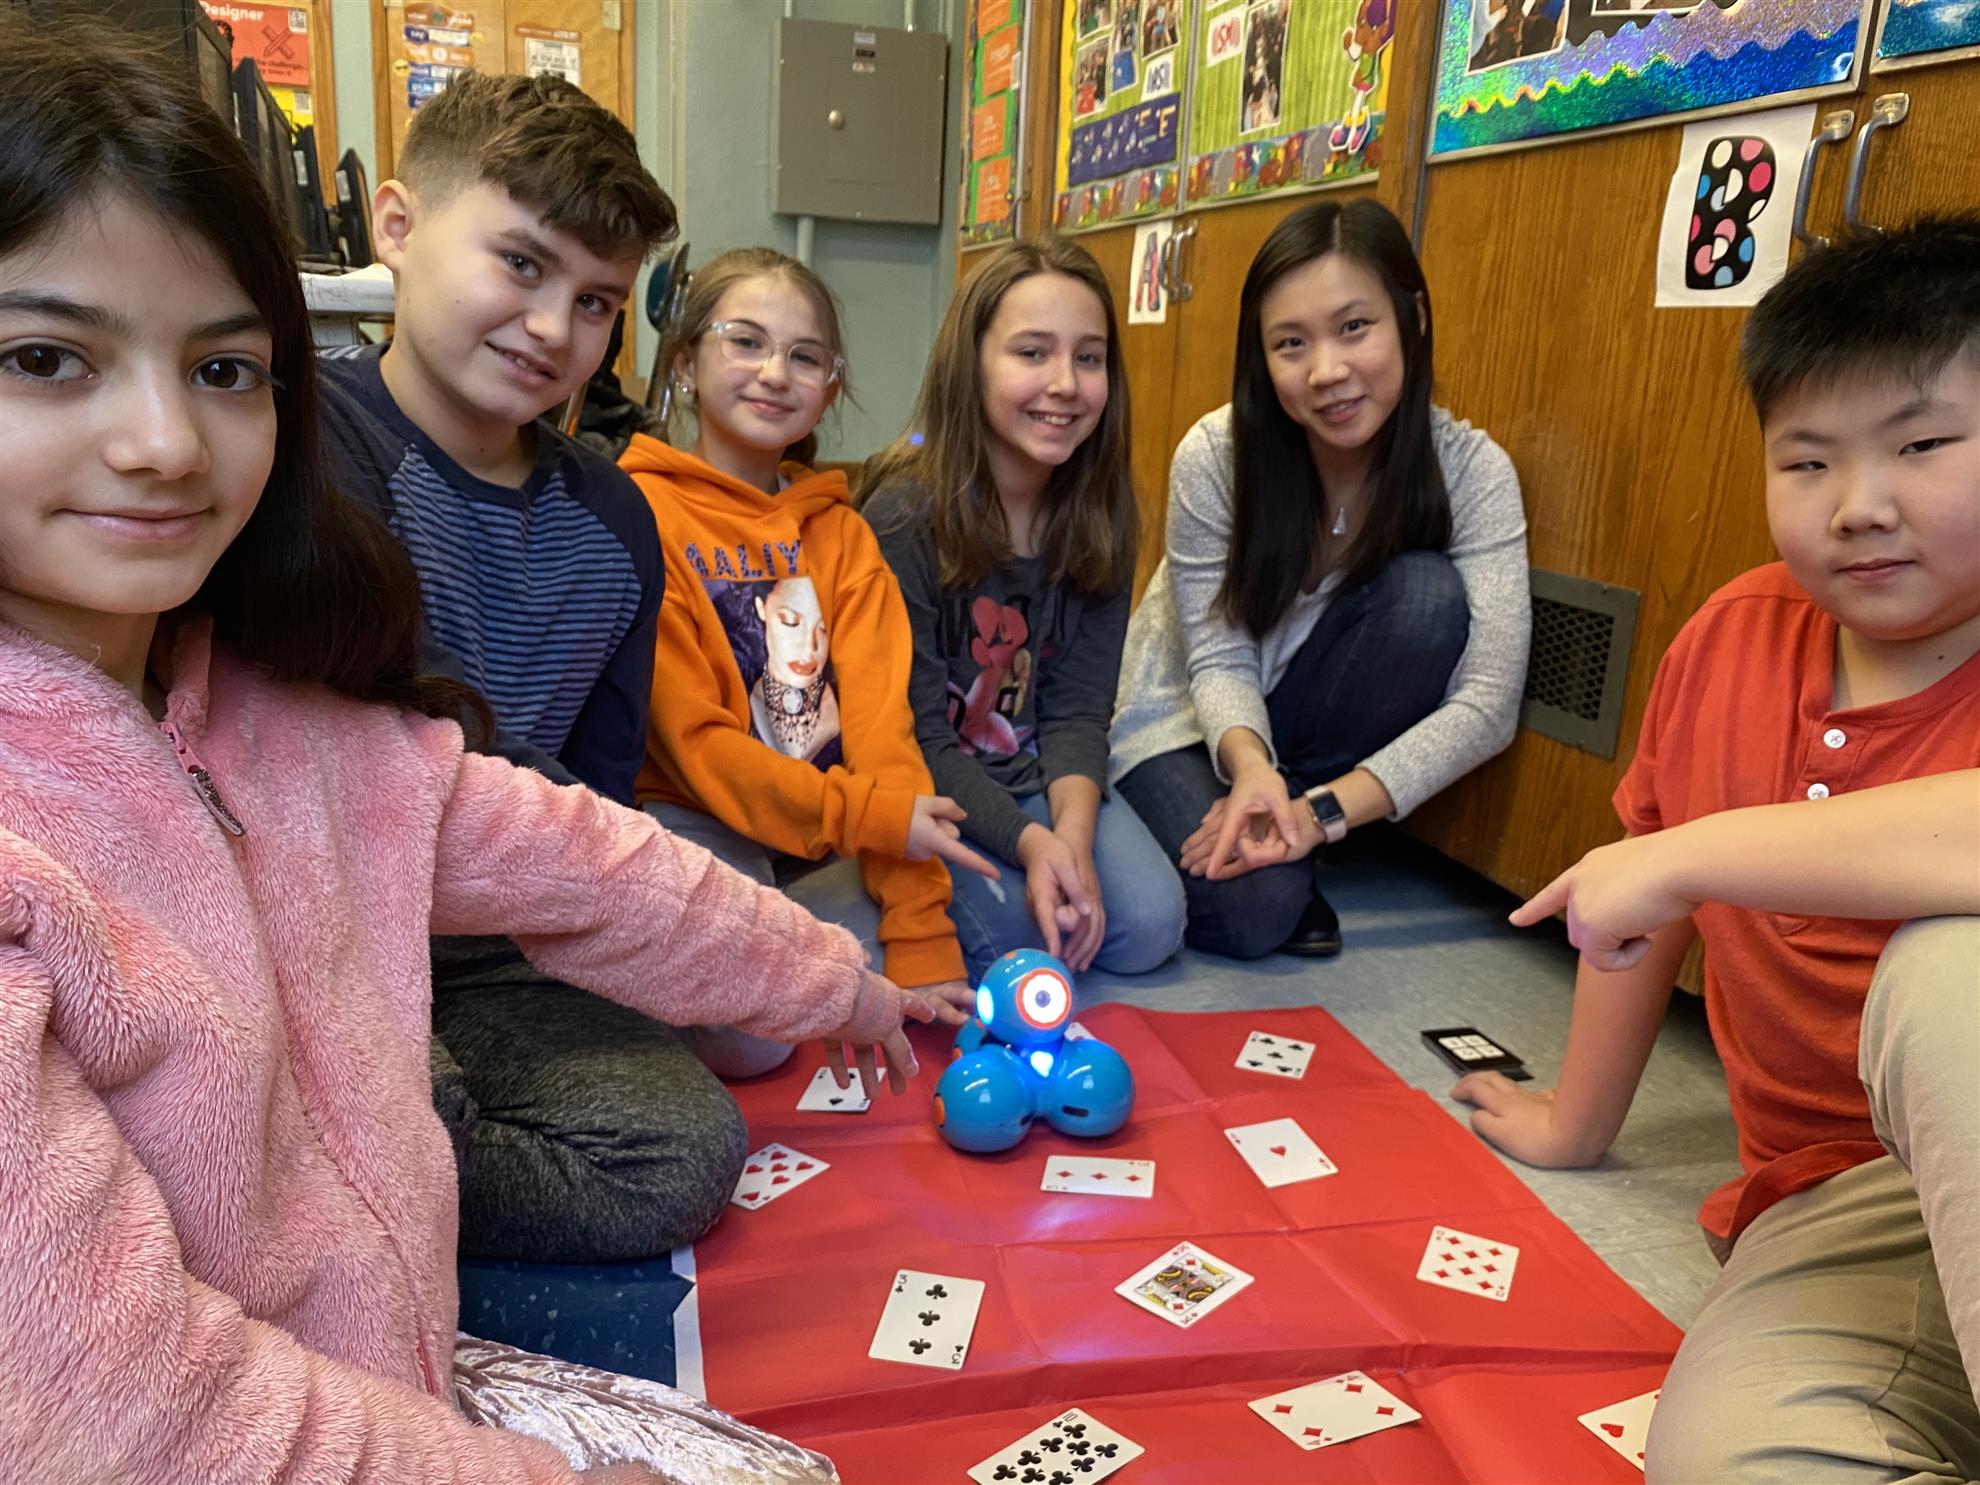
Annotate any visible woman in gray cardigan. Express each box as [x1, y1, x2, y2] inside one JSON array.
[[1112, 200, 1530, 958]]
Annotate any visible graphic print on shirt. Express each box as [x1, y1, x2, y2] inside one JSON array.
[[687, 538, 843, 767], [947, 595, 1038, 760]]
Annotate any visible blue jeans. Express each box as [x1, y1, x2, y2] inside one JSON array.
[[1115, 550, 1471, 960], [643, 802, 882, 1078], [944, 790, 1187, 982]]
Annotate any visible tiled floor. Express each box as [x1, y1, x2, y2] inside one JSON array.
[[1077, 831, 1740, 1328]]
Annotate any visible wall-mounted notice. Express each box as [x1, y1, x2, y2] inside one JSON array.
[[962, 0, 1027, 246], [1053, 0, 1194, 233], [1185, 0, 1392, 209], [1654, 103, 1815, 309]]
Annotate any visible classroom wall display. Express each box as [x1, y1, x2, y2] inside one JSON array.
[[1874, 0, 1980, 68], [1429, 0, 1871, 160], [1653, 102, 1814, 308], [962, 0, 1028, 246], [200, 1, 316, 126], [1053, 0, 1194, 232], [1185, 0, 1393, 207]]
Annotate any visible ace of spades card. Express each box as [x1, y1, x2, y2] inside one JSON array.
[[1236, 1029, 1315, 1079], [866, 1269, 985, 1370], [967, 1408, 1144, 1485]]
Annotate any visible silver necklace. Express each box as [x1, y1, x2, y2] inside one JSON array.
[[763, 673, 827, 753], [1330, 506, 1349, 537]]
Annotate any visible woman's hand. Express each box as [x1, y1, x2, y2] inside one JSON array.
[[905, 795, 1001, 880], [1450, 1073, 1594, 1169], [1511, 833, 1698, 972], [1180, 764, 1310, 880], [818, 973, 934, 1098], [1015, 823, 1095, 964]]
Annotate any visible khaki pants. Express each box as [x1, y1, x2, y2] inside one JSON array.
[[1649, 918, 1980, 1484]]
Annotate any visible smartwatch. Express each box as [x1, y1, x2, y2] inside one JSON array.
[[1301, 786, 1349, 845]]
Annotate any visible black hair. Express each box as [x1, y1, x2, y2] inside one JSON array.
[[0, 16, 488, 739], [1743, 213, 1980, 422], [1218, 199, 1450, 640]]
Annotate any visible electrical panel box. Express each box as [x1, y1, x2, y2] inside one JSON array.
[[774, 17, 948, 226]]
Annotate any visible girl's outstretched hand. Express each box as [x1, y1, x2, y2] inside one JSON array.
[[912, 978, 978, 1023], [820, 972, 930, 1098], [906, 795, 1001, 880]]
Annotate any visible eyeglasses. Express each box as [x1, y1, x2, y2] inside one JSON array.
[[703, 319, 843, 389]]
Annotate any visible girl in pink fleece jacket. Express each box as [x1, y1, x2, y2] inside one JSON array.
[[0, 23, 947, 1484]]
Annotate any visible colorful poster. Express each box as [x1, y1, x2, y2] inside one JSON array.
[[962, 0, 1027, 247], [1875, 0, 1980, 67], [199, 2, 310, 88], [1054, 0, 1194, 231], [1185, 0, 1392, 208], [397, 5, 481, 115], [1429, 0, 1870, 160], [1653, 103, 1814, 308], [1128, 219, 1176, 324]]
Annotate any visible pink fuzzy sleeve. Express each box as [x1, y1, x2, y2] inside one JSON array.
[[0, 883, 578, 1484], [428, 746, 902, 1046]]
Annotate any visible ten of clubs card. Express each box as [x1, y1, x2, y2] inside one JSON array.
[[1416, 1223, 1521, 1302], [967, 1408, 1143, 1485], [866, 1269, 985, 1370], [1236, 1030, 1314, 1079], [1249, 1370, 1421, 1451], [1114, 1241, 1253, 1328]]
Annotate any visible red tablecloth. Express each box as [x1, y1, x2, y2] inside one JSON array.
[[686, 1005, 1679, 1482]]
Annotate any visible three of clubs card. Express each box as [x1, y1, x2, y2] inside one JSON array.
[[1040, 1156, 1155, 1198], [729, 1143, 828, 1210], [867, 1269, 984, 1370], [1237, 1030, 1314, 1079], [1224, 1117, 1337, 1188], [967, 1408, 1143, 1485], [796, 1065, 871, 1113], [1114, 1241, 1253, 1328], [1249, 1370, 1421, 1451], [1416, 1224, 1521, 1302], [1578, 1389, 1659, 1471]]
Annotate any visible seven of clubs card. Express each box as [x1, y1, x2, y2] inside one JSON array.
[[796, 1065, 871, 1113], [1115, 1241, 1253, 1328], [1224, 1117, 1337, 1188], [967, 1409, 1143, 1485], [728, 1143, 827, 1210], [1249, 1370, 1421, 1451], [1416, 1224, 1521, 1301], [867, 1269, 985, 1370], [1236, 1030, 1314, 1079], [1578, 1389, 1659, 1471]]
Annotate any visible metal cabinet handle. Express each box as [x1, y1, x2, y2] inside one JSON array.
[[1158, 230, 1177, 296], [1791, 109, 1855, 251], [1844, 93, 1910, 239], [1172, 220, 1199, 303]]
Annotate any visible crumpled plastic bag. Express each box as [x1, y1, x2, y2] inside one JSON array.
[[453, 1333, 840, 1483]]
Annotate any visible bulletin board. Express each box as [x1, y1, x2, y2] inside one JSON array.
[[1428, 0, 1871, 161], [1874, 0, 1980, 69], [961, 0, 1028, 246], [1184, 0, 1392, 208], [1052, 0, 1193, 233]]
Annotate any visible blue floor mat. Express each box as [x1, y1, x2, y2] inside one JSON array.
[[457, 1256, 691, 1384]]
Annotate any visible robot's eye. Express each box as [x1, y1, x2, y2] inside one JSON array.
[[1015, 970, 1071, 1029]]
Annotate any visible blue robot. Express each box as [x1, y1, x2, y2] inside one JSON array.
[[933, 949, 1135, 1154]]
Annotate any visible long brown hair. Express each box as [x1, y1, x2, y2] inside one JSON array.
[[856, 237, 1137, 595], [0, 17, 488, 741], [663, 247, 852, 468]]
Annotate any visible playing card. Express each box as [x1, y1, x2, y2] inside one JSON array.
[[866, 1269, 985, 1370], [966, 1408, 1144, 1485], [1040, 1155, 1156, 1197], [1063, 1020, 1093, 1041], [795, 1065, 871, 1113], [1249, 1370, 1421, 1451], [1415, 1223, 1520, 1302], [1577, 1389, 1659, 1471], [1224, 1117, 1338, 1188], [728, 1143, 828, 1210], [1114, 1241, 1253, 1329], [1236, 1030, 1315, 1079]]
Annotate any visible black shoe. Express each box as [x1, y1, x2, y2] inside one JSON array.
[[1280, 887, 1343, 957]]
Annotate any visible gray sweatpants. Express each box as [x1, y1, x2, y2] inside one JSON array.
[[1649, 917, 1980, 1483], [431, 936, 750, 1263]]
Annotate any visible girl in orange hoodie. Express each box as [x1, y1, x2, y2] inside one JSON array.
[[621, 250, 992, 1076]]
